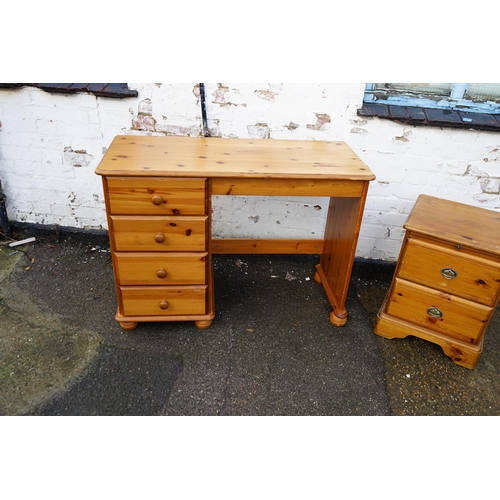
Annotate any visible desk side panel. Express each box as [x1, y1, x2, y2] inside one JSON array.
[[319, 181, 370, 316]]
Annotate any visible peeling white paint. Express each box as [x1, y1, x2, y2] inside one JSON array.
[[63, 147, 92, 167], [1, 83, 499, 261], [247, 124, 270, 139], [350, 127, 368, 134]]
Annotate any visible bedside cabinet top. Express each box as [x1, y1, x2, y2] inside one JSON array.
[[404, 195, 500, 257]]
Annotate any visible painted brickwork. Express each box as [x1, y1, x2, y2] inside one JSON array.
[[0, 83, 499, 261]]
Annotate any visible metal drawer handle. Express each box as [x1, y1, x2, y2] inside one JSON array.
[[441, 268, 458, 279], [427, 307, 443, 319]]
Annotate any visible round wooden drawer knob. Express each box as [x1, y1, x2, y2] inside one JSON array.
[[155, 233, 165, 243], [159, 300, 169, 310], [152, 195, 164, 205], [157, 268, 167, 279]]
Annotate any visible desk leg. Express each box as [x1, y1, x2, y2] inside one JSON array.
[[316, 190, 367, 326]]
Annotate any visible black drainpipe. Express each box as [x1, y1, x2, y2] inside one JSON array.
[[199, 83, 210, 137], [0, 179, 12, 239]]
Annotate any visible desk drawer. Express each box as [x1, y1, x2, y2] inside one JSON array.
[[120, 285, 207, 316], [107, 177, 206, 215], [386, 278, 492, 342], [115, 252, 208, 285], [111, 216, 207, 251], [399, 237, 500, 306]]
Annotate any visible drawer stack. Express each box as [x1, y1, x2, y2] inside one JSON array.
[[375, 195, 500, 368], [103, 176, 214, 330]]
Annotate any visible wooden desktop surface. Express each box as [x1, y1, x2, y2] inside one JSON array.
[[96, 135, 375, 181]]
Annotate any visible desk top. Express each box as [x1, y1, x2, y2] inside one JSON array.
[[96, 135, 375, 181]]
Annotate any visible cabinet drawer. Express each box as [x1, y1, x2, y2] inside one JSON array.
[[386, 278, 492, 341], [111, 216, 207, 251], [399, 237, 500, 306], [115, 252, 207, 285], [120, 285, 207, 316], [107, 177, 206, 215]]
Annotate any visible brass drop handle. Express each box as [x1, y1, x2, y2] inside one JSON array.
[[159, 300, 169, 310], [427, 307, 443, 319], [151, 194, 164, 205], [157, 268, 167, 279], [441, 268, 458, 280], [155, 233, 165, 243]]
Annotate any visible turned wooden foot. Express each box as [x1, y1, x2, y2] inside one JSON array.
[[329, 309, 348, 327], [195, 320, 212, 329], [313, 271, 322, 284], [120, 321, 139, 331]]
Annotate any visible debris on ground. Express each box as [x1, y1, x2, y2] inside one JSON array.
[[87, 245, 109, 253], [8, 237, 36, 248]]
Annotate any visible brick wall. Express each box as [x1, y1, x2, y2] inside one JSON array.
[[1, 83, 499, 261]]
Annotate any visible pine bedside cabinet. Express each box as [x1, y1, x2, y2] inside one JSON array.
[[375, 194, 500, 369]]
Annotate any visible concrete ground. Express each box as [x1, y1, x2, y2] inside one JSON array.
[[1, 226, 499, 416]]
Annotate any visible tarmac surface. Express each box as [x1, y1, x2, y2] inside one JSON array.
[[1, 226, 500, 416]]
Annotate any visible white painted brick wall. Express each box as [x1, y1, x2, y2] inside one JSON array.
[[1, 83, 499, 262]]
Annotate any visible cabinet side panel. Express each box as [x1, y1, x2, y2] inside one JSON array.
[[101, 176, 124, 315]]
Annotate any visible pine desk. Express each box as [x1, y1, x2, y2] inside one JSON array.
[[96, 136, 375, 330]]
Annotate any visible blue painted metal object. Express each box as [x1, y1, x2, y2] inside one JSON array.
[[364, 83, 500, 114]]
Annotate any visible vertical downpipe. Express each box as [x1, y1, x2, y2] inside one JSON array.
[[0, 119, 11, 239], [199, 83, 210, 137], [0, 179, 12, 239]]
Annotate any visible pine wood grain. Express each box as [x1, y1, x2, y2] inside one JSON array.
[[98, 135, 374, 329], [120, 285, 207, 316], [110, 215, 207, 251], [375, 195, 500, 368], [114, 252, 208, 285], [107, 177, 206, 215], [375, 298, 483, 370], [211, 238, 324, 254], [404, 194, 500, 257], [387, 278, 492, 342], [211, 178, 365, 197], [399, 236, 500, 306], [96, 136, 375, 181]]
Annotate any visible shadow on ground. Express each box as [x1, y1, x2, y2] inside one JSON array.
[[1, 230, 499, 416]]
